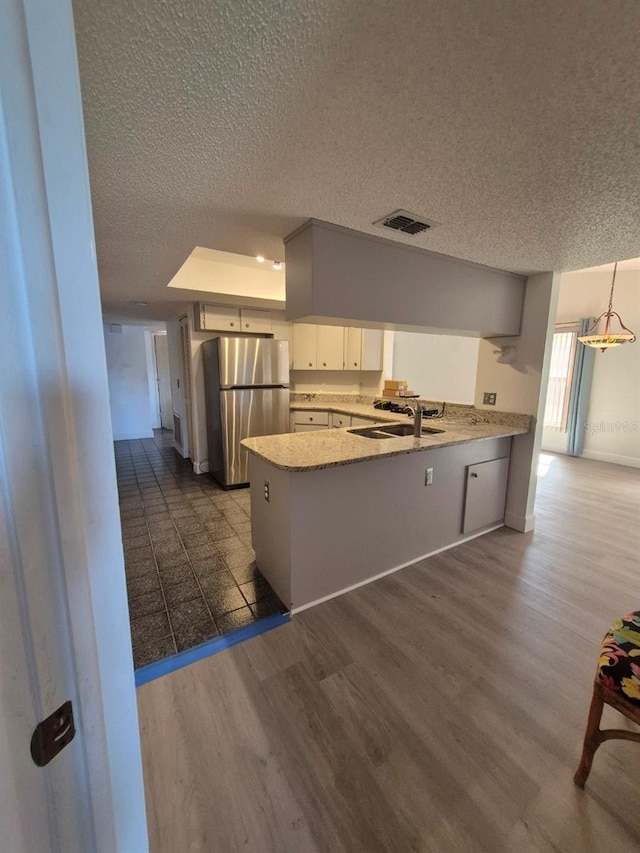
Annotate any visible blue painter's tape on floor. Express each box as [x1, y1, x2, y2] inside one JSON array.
[[134, 611, 290, 687]]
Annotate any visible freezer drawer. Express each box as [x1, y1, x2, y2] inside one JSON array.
[[217, 388, 290, 486]]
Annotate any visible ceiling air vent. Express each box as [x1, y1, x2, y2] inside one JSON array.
[[374, 210, 440, 236]]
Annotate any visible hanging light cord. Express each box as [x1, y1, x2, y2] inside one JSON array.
[[606, 262, 617, 317]]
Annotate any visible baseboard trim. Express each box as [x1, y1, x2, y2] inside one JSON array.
[[290, 524, 504, 615], [504, 511, 536, 533], [112, 431, 154, 441], [581, 450, 640, 469]]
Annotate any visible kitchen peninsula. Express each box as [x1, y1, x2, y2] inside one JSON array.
[[242, 399, 529, 613]]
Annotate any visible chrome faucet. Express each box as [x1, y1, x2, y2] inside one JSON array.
[[403, 401, 423, 437]]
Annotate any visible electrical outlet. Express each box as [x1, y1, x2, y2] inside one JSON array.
[[425, 467, 433, 486], [483, 392, 497, 406], [264, 481, 270, 502]]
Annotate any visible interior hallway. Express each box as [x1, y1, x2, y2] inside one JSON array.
[[137, 454, 640, 852], [117, 430, 285, 668]]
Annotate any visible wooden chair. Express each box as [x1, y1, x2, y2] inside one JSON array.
[[574, 611, 640, 788]]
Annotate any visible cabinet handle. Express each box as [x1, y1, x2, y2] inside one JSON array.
[[308, 362, 312, 367], [470, 472, 478, 478], [310, 417, 313, 421], [323, 362, 327, 367], [354, 362, 358, 367], [245, 323, 250, 328], [230, 322, 235, 327]]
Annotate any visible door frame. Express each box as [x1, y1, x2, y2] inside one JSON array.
[[152, 332, 173, 430], [1, 0, 148, 849]]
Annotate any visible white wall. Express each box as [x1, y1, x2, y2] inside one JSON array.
[[542, 261, 640, 468], [289, 371, 383, 395], [166, 317, 186, 454], [475, 273, 560, 532], [144, 331, 160, 429], [4, 0, 148, 846], [103, 323, 155, 440], [392, 332, 479, 403]]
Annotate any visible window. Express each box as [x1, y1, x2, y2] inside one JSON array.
[[543, 325, 579, 431]]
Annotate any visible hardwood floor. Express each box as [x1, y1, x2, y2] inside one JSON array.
[[137, 454, 640, 852]]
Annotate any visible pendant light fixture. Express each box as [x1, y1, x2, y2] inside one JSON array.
[[578, 262, 636, 352]]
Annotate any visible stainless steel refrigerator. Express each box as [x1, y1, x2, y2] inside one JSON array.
[[201, 337, 290, 488]]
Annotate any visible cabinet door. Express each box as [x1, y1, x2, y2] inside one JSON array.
[[201, 304, 241, 331], [240, 308, 272, 334], [361, 329, 384, 370], [331, 413, 351, 429], [292, 324, 317, 369], [462, 457, 510, 534], [344, 327, 362, 370], [293, 411, 329, 427], [316, 325, 344, 370]]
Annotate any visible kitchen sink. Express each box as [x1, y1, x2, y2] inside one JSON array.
[[349, 424, 445, 440]]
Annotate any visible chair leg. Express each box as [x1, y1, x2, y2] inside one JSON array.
[[574, 683, 604, 788]]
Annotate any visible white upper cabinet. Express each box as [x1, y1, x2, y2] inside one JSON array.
[[292, 323, 384, 371], [316, 325, 344, 370], [343, 327, 384, 371], [240, 308, 272, 334], [292, 323, 318, 369], [344, 327, 362, 370], [196, 303, 272, 334], [292, 323, 344, 370]]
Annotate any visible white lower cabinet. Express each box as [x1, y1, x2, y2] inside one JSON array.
[[330, 413, 351, 429], [462, 456, 510, 533], [290, 411, 330, 432]]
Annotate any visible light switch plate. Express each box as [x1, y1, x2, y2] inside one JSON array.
[[483, 392, 497, 406]]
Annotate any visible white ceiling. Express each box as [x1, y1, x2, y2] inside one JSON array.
[[72, 0, 640, 321]]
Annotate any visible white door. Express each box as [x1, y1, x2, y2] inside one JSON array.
[[154, 334, 173, 429], [1, 0, 148, 850]]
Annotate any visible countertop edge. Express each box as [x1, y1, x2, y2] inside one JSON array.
[[243, 425, 528, 472]]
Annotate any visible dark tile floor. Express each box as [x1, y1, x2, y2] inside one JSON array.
[[115, 429, 286, 669]]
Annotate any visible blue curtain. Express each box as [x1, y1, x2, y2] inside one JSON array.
[[566, 317, 596, 456]]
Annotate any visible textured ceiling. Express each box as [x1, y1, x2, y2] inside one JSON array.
[[73, 0, 640, 320]]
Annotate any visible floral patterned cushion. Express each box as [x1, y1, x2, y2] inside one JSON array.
[[597, 611, 640, 707]]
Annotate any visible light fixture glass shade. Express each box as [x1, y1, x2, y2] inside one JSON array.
[[577, 262, 636, 353], [577, 331, 636, 349]]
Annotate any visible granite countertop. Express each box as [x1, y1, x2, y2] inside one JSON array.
[[242, 400, 530, 471]]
